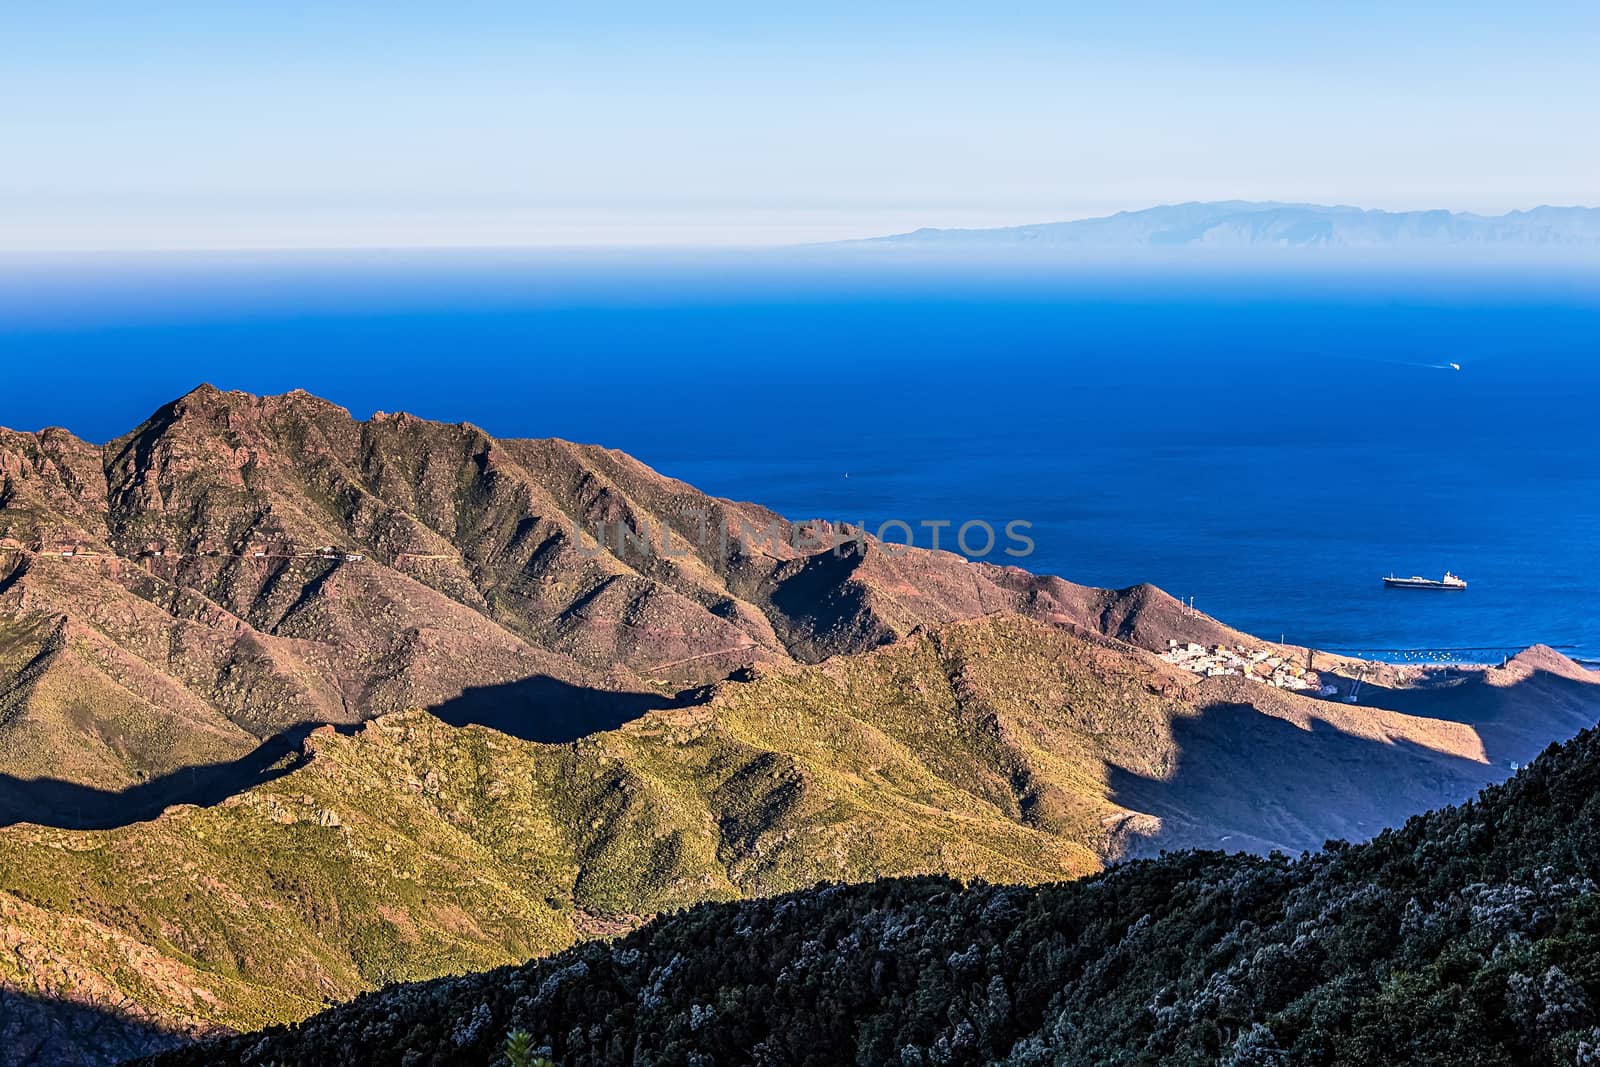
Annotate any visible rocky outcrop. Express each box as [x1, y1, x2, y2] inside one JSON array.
[[0, 387, 1214, 825]]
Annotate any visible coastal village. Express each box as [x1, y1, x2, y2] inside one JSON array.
[[1159, 638, 1332, 695]]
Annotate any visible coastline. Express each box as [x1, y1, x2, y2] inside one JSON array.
[[1313, 645, 1597, 669]]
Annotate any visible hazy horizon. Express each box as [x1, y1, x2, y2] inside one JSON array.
[[5, 200, 1600, 256], [7, 3, 1600, 250], [3, 254, 1597, 664]]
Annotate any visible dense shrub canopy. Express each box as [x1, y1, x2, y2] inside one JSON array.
[[142, 725, 1600, 1066]]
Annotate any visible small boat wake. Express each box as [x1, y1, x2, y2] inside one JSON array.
[[1334, 355, 1463, 372]]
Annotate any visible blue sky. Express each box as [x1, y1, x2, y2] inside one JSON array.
[[4, 2, 1598, 248]]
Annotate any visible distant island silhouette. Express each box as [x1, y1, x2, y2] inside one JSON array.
[[849, 200, 1600, 249]]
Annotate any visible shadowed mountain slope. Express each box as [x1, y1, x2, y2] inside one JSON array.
[[140, 711, 1600, 1067], [1, 387, 1237, 826], [3, 615, 1596, 1064], [0, 989, 185, 1067]]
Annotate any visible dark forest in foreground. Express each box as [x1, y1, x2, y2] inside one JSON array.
[[143, 722, 1600, 1066]]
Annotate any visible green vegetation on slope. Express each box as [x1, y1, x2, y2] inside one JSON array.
[[144, 718, 1600, 1067], [7, 390, 1600, 1067], [0, 619, 1130, 1059], [5, 613, 1567, 1067]]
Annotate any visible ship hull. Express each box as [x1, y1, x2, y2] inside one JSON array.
[[1383, 578, 1467, 590]]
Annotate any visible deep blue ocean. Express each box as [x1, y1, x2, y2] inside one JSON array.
[[3, 251, 1597, 664]]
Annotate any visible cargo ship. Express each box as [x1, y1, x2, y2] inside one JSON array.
[[1383, 571, 1467, 590]]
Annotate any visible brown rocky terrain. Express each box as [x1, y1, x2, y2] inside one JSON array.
[[0, 386, 1250, 827], [1, 388, 1597, 1065]]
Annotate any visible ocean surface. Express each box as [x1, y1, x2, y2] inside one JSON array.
[[3, 250, 1598, 664]]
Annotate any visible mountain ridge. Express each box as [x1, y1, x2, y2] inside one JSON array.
[[9, 610, 1595, 1065], [5, 385, 1210, 826], [135, 705, 1600, 1067], [2, 387, 1598, 1065], [850, 201, 1600, 249]]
